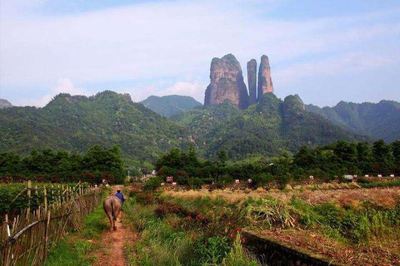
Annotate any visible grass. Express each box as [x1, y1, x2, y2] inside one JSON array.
[[221, 235, 258, 266], [46, 197, 108, 265], [124, 192, 259, 266], [358, 179, 400, 188]]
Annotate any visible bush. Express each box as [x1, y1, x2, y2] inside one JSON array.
[[221, 234, 258, 266], [187, 177, 204, 189], [143, 176, 163, 191], [245, 198, 295, 229], [252, 173, 273, 187]]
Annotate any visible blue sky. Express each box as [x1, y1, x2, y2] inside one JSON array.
[[0, 0, 399, 106]]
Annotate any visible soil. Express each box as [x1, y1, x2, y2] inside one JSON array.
[[93, 185, 136, 266], [255, 229, 400, 266]]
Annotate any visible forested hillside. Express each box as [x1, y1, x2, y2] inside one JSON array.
[[0, 91, 368, 163], [0, 91, 186, 163], [175, 94, 365, 159], [306, 100, 400, 142]]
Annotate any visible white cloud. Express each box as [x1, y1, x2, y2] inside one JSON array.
[[121, 81, 205, 103], [25, 78, 88, 107], [159, 82, 205, 102], [0, 0, 399, 105]]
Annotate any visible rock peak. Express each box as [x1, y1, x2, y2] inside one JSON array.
[[204, 54, 249, 109], [258, 54, 273, 96], [247, 59, 257, 105]]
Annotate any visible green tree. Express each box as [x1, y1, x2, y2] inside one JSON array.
[[372, 140, 394, 175]]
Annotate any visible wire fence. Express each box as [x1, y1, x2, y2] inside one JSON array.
[[0, 181, 101, 266]]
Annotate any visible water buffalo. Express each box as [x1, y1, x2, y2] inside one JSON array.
[[103, 195, 122, 231]]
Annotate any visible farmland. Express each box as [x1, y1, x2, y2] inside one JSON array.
[[156, 182, 400, 265], [1, 141, 400, 265], [1, 176, 400, 265]]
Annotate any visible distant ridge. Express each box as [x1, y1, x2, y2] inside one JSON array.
[[306, 100, 400, 142], [141, 95, 202, 117]]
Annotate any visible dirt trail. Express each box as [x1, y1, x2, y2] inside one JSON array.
[[93, 185, 136, 266]]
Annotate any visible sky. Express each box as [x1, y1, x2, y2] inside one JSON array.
[[0, 0, 399, 107]]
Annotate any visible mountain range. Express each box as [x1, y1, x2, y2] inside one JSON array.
[[0, 53, 398, 164], [306, 100, 400, 142], [174, 93, 363, 158], [0, 91, 368, 163]]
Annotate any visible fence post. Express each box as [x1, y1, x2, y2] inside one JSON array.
[[44, 187, 48, 212], [27, 180, 32, 220], [4, 214, 10, 265], [35, 185, 38, 208], [43, 210, 51, 262]]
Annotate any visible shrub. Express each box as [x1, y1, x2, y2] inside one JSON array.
[[221, 234, 258, 266], [245, 198, 295, 229], [143, 176, 163, 191], [187, 177, 204, 189], [252, 173, 273, 187]]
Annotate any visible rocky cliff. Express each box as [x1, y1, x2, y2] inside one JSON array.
[[204, 54, 274, 109], [247, 59, 257, 105], [204, 54, 249, 109], [258, 55, 274, 96]]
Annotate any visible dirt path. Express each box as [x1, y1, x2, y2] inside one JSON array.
[[93, 185, 136, 266]]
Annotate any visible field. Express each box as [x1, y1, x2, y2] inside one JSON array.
[[2, 178, 399, 265], [159, 183, 400, 265]]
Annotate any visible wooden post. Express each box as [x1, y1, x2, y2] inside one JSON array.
[[35, 185, 38, 210], [4, 214, 10, 266], [58, 184, 62, 203], [43, 210, 51, 262], [44, 187, 48, 212], [27, 180, 32, 220]]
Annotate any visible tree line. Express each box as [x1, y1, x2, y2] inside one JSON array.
[[0, 145, 124, 183], [155, 140, 400, 188]]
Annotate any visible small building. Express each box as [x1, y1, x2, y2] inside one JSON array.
[[343, 175, 353, 181]]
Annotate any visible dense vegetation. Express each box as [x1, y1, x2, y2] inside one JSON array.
[[174, 94, 365, 159], [0, 145, 124, 183], [154, 140, 400, 188], [1, 91, 373, 166], [307, 100, 400, 142], [0, 91, 185, 164], [141, 95, 202, 117], [126, 191, 258, 265], [152, 190, 400, 265]]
